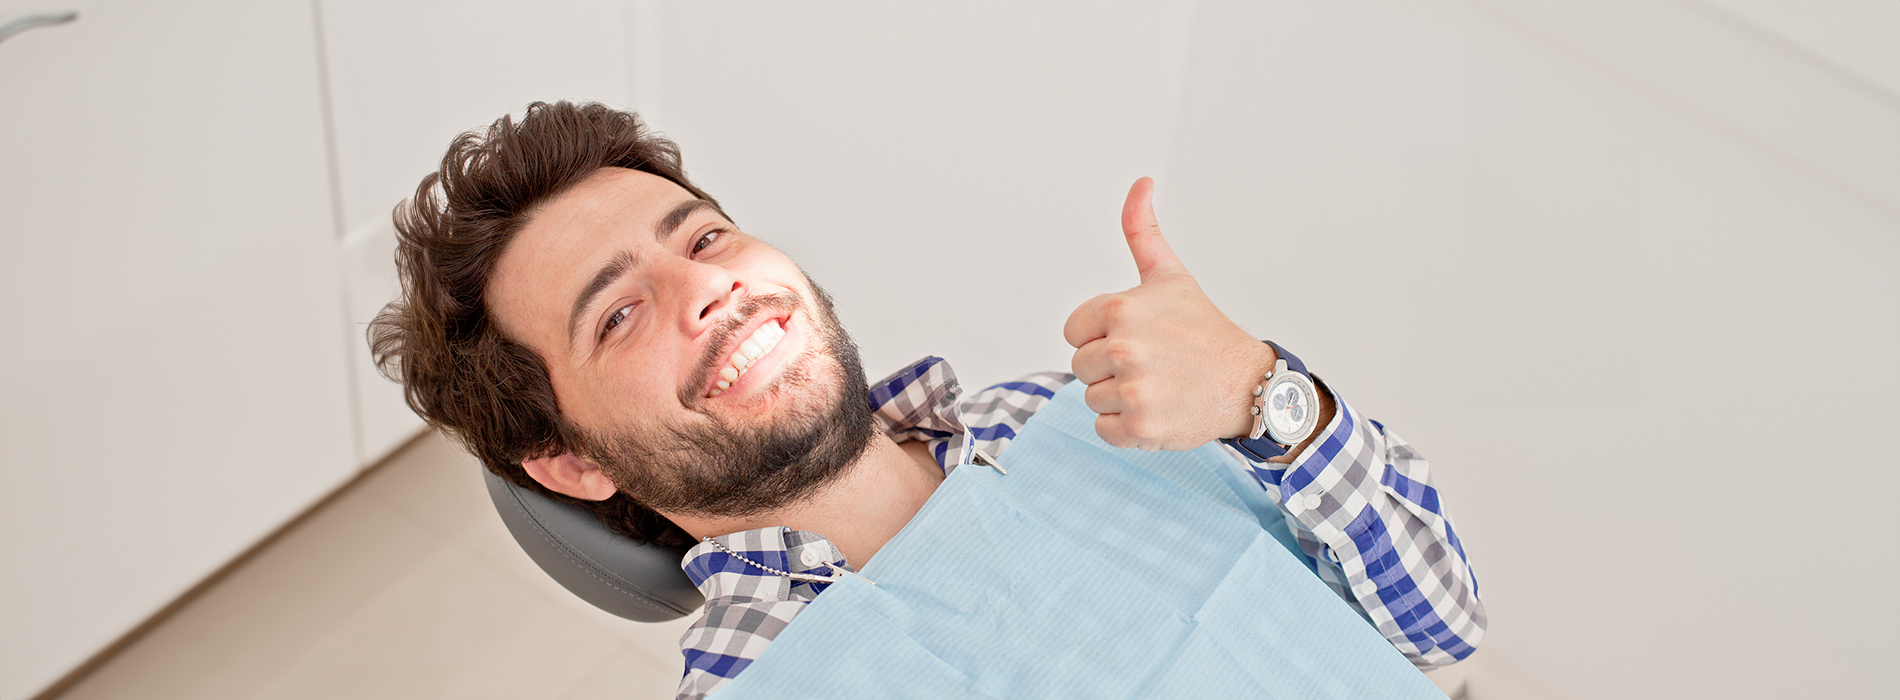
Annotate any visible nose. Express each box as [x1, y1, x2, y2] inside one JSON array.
[[662, 257, 745, 336]]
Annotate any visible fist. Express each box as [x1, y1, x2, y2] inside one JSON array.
[[1063, 178, 1274, 451]]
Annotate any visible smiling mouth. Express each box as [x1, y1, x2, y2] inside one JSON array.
[[707, 318, 787, 398]]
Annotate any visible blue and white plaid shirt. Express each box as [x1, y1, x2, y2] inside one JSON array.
[[675, 356, 1485, 699]]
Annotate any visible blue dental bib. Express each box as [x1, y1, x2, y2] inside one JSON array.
[[712, 381, 1443, 699]]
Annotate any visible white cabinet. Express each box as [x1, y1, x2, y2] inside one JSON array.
[[1, 0, 637, 694], [0, 1, 355, 698]]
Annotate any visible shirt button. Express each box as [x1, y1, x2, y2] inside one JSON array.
[[800, 549, 825, 567], [1303, 493, 1323, 510]]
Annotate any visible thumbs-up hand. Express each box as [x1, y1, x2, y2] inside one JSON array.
[[1063, 178, 1276, 451]]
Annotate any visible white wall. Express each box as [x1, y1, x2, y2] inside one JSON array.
[[645, 2, 1898, 698], [646, 1, 1201, 391]]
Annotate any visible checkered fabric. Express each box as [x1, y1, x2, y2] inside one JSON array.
[[672, 356, 1484, 699]]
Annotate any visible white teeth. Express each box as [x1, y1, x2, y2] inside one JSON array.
[[708, 320, 789, 397]]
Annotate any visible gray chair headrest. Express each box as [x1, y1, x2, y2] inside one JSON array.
[[483, 467, 704, 622]]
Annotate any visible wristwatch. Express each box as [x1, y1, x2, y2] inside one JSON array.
[[1221, 340, 1320, 462]]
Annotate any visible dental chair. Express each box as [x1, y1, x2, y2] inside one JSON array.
[[482, 467, 702, 621]]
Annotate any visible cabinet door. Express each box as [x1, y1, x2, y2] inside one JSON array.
[[0, 2, 355, 698]]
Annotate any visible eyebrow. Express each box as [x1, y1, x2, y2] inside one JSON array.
[[657, 198, 718, 243], [567, 249, 638, 349], [564, 198, 721, 349]]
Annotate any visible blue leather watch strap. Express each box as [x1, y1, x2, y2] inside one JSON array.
[[1221, 340, 1307, 463], [1265, 339, 1307, 377]]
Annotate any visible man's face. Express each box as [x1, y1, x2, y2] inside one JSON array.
[[488, 167, 874, 517]]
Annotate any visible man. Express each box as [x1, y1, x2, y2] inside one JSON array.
[[372, 102, 1484, 699]]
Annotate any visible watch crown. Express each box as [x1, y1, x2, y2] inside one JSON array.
[[1252, 386, 1263, 397]]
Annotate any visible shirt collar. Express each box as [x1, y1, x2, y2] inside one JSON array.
[[866, 355, 969, 443], [683, 526, 847, 600], [681, 356, 968, 598]]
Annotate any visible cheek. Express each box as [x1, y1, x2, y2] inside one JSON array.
[[728, 242, 802, 285], [555, 362, 665, 434]]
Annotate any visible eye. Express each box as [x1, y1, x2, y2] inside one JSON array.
[[691, 229, 725, 256], [601, 302, 637, 339]]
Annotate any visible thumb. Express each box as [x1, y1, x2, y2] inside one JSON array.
[[1122, 177, 1187, 284]]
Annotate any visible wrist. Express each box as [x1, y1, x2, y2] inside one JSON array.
[[1223, 340, 1279, 439], [1223, 340, 1323, 463]]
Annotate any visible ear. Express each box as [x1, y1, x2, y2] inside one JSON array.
[[520, 453, 620, 501]]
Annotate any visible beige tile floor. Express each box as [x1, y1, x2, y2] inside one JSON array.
[[52, 431, 1575, 700], [56, 433, 694, 700]]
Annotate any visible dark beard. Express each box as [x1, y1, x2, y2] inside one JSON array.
[[574, 280, 876, 518]]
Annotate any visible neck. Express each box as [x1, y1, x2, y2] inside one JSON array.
[[662, 434, 943, 568]]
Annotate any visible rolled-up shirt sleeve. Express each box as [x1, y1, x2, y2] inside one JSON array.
[[1233, 384, 1486, 670]]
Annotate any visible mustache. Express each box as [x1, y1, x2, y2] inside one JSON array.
[[680, 292, 803, 407]]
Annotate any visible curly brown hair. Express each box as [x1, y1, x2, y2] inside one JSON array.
[[369, 101, 720, 548]]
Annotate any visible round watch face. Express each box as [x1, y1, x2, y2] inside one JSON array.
[[1263, 372, 1319, 444]]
